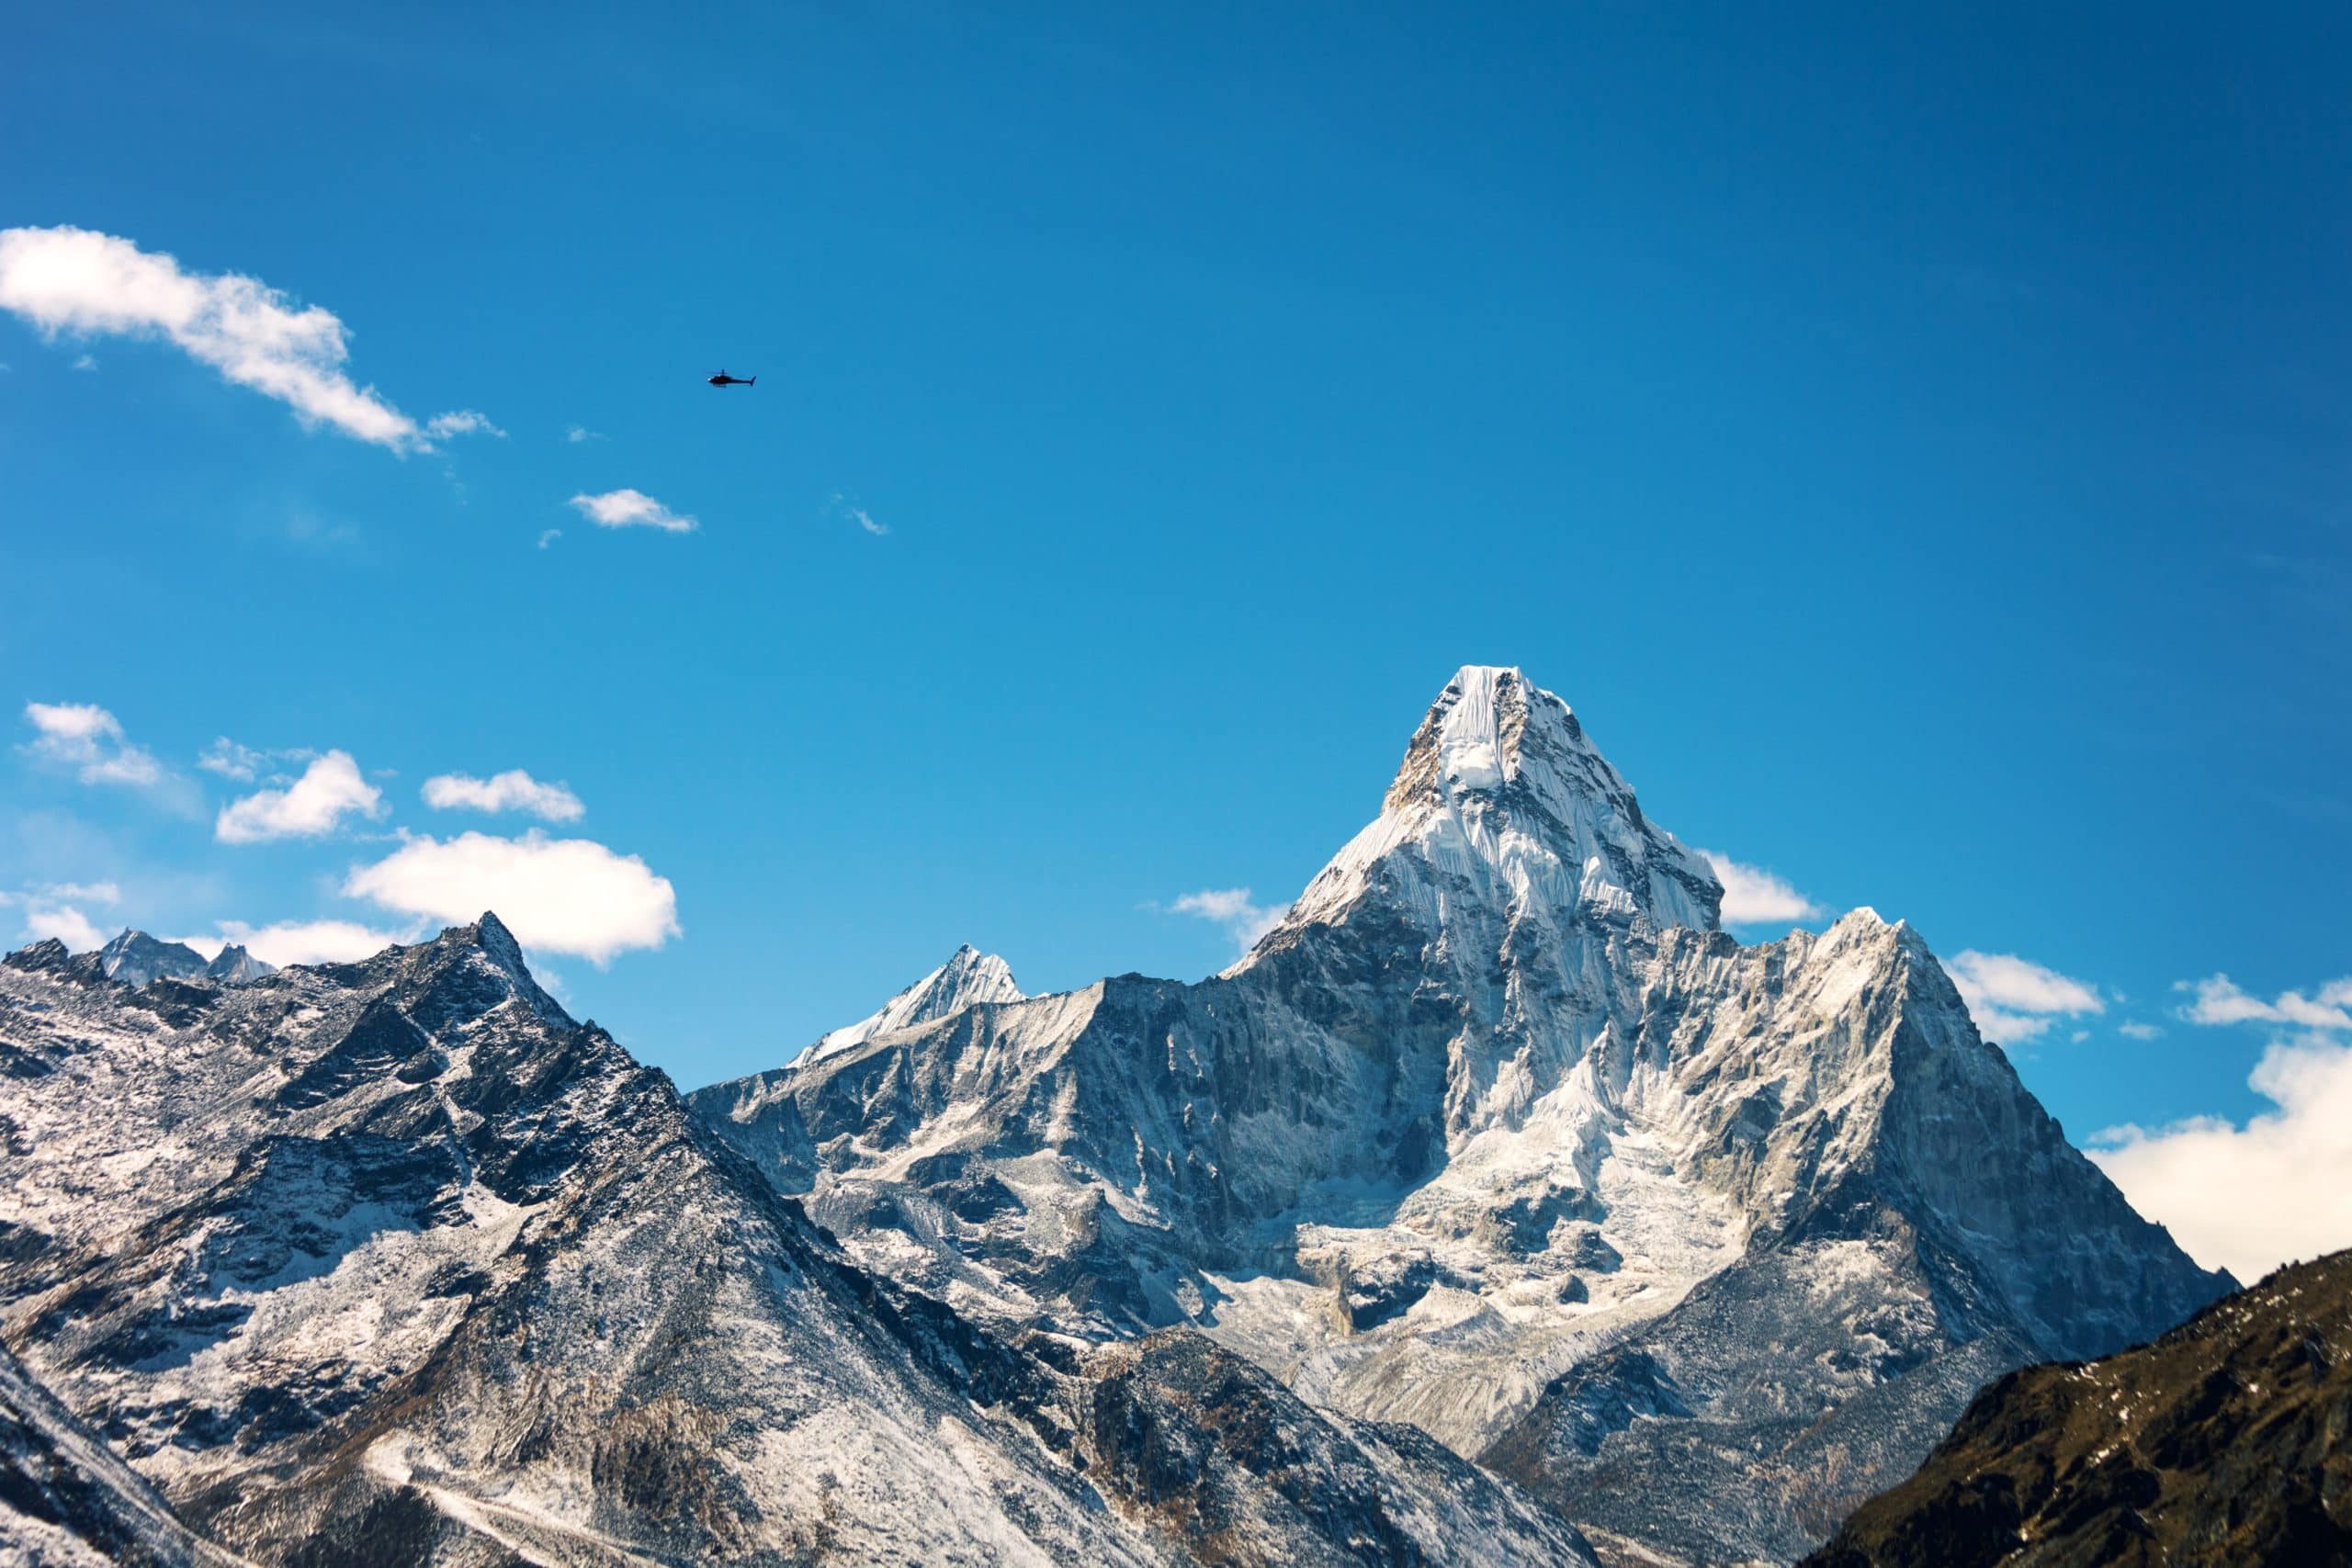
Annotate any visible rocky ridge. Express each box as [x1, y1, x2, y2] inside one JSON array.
[[0, 916, 1594, 1565], [691, 665, 2230, 1563]]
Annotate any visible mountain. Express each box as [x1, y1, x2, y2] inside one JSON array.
[[94, 930, 209, 987], [691, 664, 2230, 1563], [2, 1337, 242, 1567], [199, 945, 274, 986], [687, 942, 1024, 1194], [0, 917, 1595, 1565], [1805, 1248, 2352, 1566], [804, 942, 1023, 1066]]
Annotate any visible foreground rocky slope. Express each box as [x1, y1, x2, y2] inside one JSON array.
[[0, 919, 1594, 1565], [1806, 1250, 2342, 1568], [694, 665, 2230, 1563], [2, 1339, 241, 1568], [1805, 1248, 2352, 1567]]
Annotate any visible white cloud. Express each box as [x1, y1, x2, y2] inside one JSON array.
[[1697, 852, 1823, 926], [197, 737, 316, 783], [1943, 949, 2104, 1043], [1168, 886, 1288, 953], [71, 353, 96, 372], [10, 880, 119, 952], [564, 424, 602, 444], [537, 528, 561, 550], [831, 491, 889, 536], [215, 750, 384, 843], [20, 701, 165, 787], [18, 902, 107, 953], [39, 880, 119, 905], [181, 918, 415, 967], [422, 769, 584, 823], [2093, 1035, 2352, 1282], [2119, 1021, 2165, 1041], [568, 488, 695, 533], [0, 226, 480, 452], [198, 736, 269, 781], [2177, 973, 2352, 1032], [345, 829, 678, 964], [424, 409, 503, 440]]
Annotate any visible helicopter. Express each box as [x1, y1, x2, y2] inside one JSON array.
[[707, 370, 756, 388]]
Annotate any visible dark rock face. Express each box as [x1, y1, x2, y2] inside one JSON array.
[[1804, 1248, 2352, 1568], [0, 918, 1597, 1566]]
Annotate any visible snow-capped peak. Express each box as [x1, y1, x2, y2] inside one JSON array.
[[1426, 663, 1542, 795], [200, 942, 276, 985], [794, 943, 1024, 1066], [1256, 666, 1723, 955], [95, 929, 209, 987]]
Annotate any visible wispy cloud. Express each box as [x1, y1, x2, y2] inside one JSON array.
[[215, 750, 385, 843], [198, 737, 268, 782], [424, 409, 504, 440], [1943, 949, 2104, 1043], [830, 491, 890, 536], [537, 528, 562, 550], [422, 769, 584, 822], [0, 226, 483, 452], [2119, 1021, 2165, 1041], [564, 424, 603, 444], [569, 488, 696, 533], [196, 736, 313, 783], [1165, 886, 1288, 953], [2177, 973, 2352, 1032], [20, 701, 167, 789], [345, 829, 679, 964], [1697, 851, 1822, 926]]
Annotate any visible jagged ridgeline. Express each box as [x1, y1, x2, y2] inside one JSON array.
[[688, 666, 2229, 1564], [0, 918, 1595, 1564], [1, 667, 2230, 1565]]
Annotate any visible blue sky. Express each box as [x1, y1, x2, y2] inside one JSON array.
[[4, 4, 2346, 1272]]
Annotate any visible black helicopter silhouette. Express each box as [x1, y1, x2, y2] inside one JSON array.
[[707, 369, 756, 388]]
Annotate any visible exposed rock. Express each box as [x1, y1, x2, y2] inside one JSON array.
[[1805, 1247, 2352, 1568], [693, 666, 2229, 1563], [1, 915, 1590, 1565]]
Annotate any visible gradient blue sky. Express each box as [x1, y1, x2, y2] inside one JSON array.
[[3, 5, 2346, 1266]]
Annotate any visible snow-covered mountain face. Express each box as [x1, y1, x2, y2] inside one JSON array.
[[0, 920, 1597, 1566], [95, 929, 209, 987], [694, 665, 2230, 1564]]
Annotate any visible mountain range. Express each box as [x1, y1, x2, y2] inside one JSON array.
[[0, 666, 2273, 1565], [689, 665, 2229, 1562], [0, 916, 1594, 1565]]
